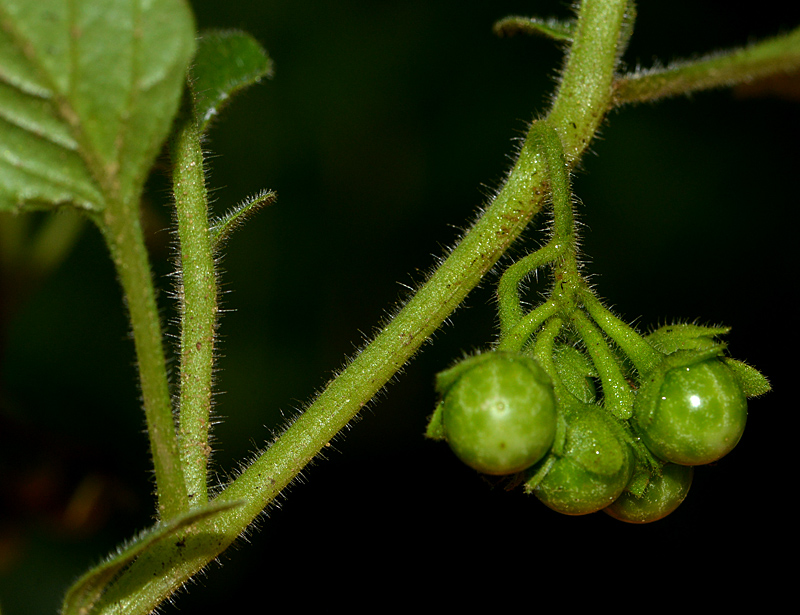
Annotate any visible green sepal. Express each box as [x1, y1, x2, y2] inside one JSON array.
[[493, 16, 575, 42], [61, 499, 244, 615], [425, 401, 446, 440], [524, 403, 634, 515], [553, 344, 598, 404], [528, 403, 632, 481], [645, 323, 730, 355], [567, 405, 629, 478], [190, 30, 273, 133], [209, 189, 277, 252], [435, 352, 503, 396], [428, 353, 498, 438], [722, 357, 771, 398], [633, 346, 725, 430], [624, 462, 651, 499]]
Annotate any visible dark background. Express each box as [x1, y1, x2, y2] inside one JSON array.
[[1, 1, 797, 611]]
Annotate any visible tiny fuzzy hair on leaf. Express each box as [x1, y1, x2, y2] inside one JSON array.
[[209, 189, 276, 252]]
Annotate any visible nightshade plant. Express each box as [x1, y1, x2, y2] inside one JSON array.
[[0, 0, 792, 611]]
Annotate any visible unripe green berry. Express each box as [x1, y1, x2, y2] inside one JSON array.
[[637, 358, 747, 466], [529, 404, 634, 515], [605, 463, 693, 524], [441, 353, 557, 475]]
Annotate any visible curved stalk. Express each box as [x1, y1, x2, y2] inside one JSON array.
[[497, 122, 574, 340]]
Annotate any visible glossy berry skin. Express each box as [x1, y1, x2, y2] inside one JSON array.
[[441, 354, 556, 476], [604, 463, 693, 524], [637, 359, 747, 466], [531, 405, 634, 516]]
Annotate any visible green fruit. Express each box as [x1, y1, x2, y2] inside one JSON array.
[[530, 405, 634, 515], [441, 353, 557, 475], [637, 359, 747, 466], [605, 463, 693, 524]]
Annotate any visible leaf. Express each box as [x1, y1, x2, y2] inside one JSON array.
[[209, 188, 276, 251], [493, 16, 575, 42], [722, 357, 771, 398], [190, 29, 272, 133], [0, 0, 196, 214], [61, 499, 244, 615]]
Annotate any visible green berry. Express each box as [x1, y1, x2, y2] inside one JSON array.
[[605, 463, 693, 523], [529, 404, 634, 515], [637, 358, 747, 466], [441, 353, 557, 475]]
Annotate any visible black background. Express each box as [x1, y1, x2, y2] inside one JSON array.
[[1, 1, 797, 611]]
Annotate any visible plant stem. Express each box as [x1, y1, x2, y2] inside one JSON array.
[[171, 116, 217, 506], [497, 123, 573, 341], [90, 2, 631, 610], [570, 308, 634, 420], [215, 122, 558, 519], [99, 202, 187, 520], [547, 0, 628, 163], [613, 26, 800, 106], [497, 299, 560, 353], [580, 291, 661, 375]]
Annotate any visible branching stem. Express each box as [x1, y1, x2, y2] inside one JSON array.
[[91, 3, 630, 610], [82, 0, 800, 611]]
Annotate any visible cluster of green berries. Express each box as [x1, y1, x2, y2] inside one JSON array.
[[426, 321, 769, 523]]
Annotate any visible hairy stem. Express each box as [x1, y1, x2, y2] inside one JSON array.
[[613, 26, 800, 106], [497, 123, 573, 340], [171, 116, 217, 506], [547, 0, 628, 162]]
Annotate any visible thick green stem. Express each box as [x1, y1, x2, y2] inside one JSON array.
[[99, 203, 187, 520], [171, 117, 217, 506], [547, 0, 628, 163]]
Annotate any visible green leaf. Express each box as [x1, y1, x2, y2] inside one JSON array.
[[0, 0, 196, 214], [61, 499, 243, 615], [190, 29, 272, 133], [209, 188, 276, 251], [493, 16, 575, 42], [722, 357, 771, 398]]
